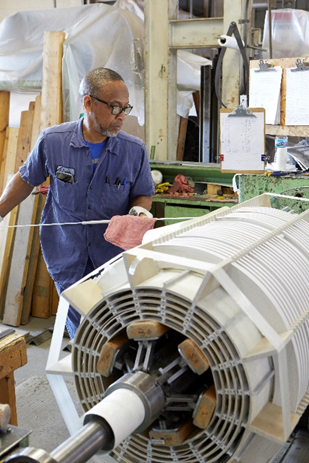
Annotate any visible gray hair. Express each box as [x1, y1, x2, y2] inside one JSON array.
[[79, 68, 124, 98]]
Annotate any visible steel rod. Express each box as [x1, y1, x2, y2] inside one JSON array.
[[50, 421, 112, 463]]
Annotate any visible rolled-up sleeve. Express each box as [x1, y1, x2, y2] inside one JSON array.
[[129, 145, 155, 200], [19, 133, 49, 186]]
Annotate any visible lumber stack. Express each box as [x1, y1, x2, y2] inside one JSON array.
[[0, 31, 65, 326]]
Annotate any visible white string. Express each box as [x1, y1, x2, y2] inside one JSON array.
[[0, 217, 193, 229]]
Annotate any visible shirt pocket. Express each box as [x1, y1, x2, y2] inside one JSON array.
[[101, 181, 130, 217], [53, 178, 81, 213]]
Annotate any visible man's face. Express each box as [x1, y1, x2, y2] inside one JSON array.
[[84, 80, 130, 139]]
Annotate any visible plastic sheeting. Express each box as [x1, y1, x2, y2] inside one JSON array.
[[0, 2, 211, 124], [263, 9, 309, 59]]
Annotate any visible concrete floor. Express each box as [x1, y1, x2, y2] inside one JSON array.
[[10, 316, 58, 386], [1, 315, 308, 463], [1, 316, 76, 453]]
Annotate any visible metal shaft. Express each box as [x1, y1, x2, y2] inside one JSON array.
[[50, 422, 112, 463]]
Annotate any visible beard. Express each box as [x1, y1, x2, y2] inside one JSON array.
[[99, 127, 118, 138], [94, 113, 121, 138]]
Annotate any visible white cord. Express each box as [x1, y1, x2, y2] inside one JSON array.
[[0, 217, 193, 229]]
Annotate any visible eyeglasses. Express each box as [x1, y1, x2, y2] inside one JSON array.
[[89, 94, 133, 115]]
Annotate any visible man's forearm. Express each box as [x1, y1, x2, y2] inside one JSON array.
[[129, 195, 153, 211], [0, 172, 34, 218]]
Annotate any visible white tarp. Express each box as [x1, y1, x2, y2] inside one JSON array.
[[263, 9, 309, 59], [0, 2, 211, 124]]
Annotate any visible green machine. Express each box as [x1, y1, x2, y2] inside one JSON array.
[[237, 173, 309, 213]]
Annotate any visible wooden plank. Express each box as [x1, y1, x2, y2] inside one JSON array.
[[0, 91, 11, 193], [3, 194, 35, 326], [1, 99, 40, 325], [20, 193, 44, 325], [31, 252, 51, 319], [40, 31, 65, 129], [0, 129, 19, 317], [14, 109, 34, 170], [30, 94, 42, 146], [50, 280, 59, 316], [0, 205, 18, 318], [31, 32, 65, 320], [2, 108, 35, 326], [176, 116, 188, 162], [20, 95, 43, 325], [0, 127, 19, 197]]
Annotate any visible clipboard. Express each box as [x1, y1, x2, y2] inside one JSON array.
[[220, 106, 266, 173], [285, 58, 309, 126]]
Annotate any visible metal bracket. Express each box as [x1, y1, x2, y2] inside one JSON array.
[[255, 59, 275, 72], [291, 58, 309, 72], [228, 106, 257, 118]]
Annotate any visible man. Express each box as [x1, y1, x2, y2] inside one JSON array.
[[0, 67, 155, 338]]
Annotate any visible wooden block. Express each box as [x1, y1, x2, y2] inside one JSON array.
[[126, 321, 169, 340], [178, 338, 210, 375], [0, 333, 27, 426], [0, 333, 27, 378], [222, 186, 234, 195], [207, 184, 221, 195], [193, 385, 216, 429], [0, 373, 17, 425], [149, 420, 195, 446], [97, 334, 129, 377]]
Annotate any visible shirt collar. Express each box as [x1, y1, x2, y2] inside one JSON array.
[[70, 117, 121, 156]]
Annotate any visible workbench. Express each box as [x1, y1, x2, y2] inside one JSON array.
[[0, 333, 27, 425], [150, 162, 237, 223]]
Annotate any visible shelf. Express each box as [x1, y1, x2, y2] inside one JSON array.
[[266, 125, 309, 137]]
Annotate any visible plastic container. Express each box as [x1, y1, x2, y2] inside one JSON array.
[[274, 136, 288, 170]]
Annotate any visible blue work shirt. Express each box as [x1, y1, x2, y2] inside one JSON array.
[[19, 118, 155, 289]]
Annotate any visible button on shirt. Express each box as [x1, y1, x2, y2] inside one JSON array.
[[19, 118, 155, 290]]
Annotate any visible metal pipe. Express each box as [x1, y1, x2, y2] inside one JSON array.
[[50, 421, 112, 463], [268, 0, 273, 59], [4, 421, 113, 463]]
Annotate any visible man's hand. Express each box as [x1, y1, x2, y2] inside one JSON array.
[[128, 206, 153, 218], [129, 195, 153, 218]]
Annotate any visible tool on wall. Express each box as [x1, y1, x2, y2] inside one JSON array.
[[215, 21, 250, 108]]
